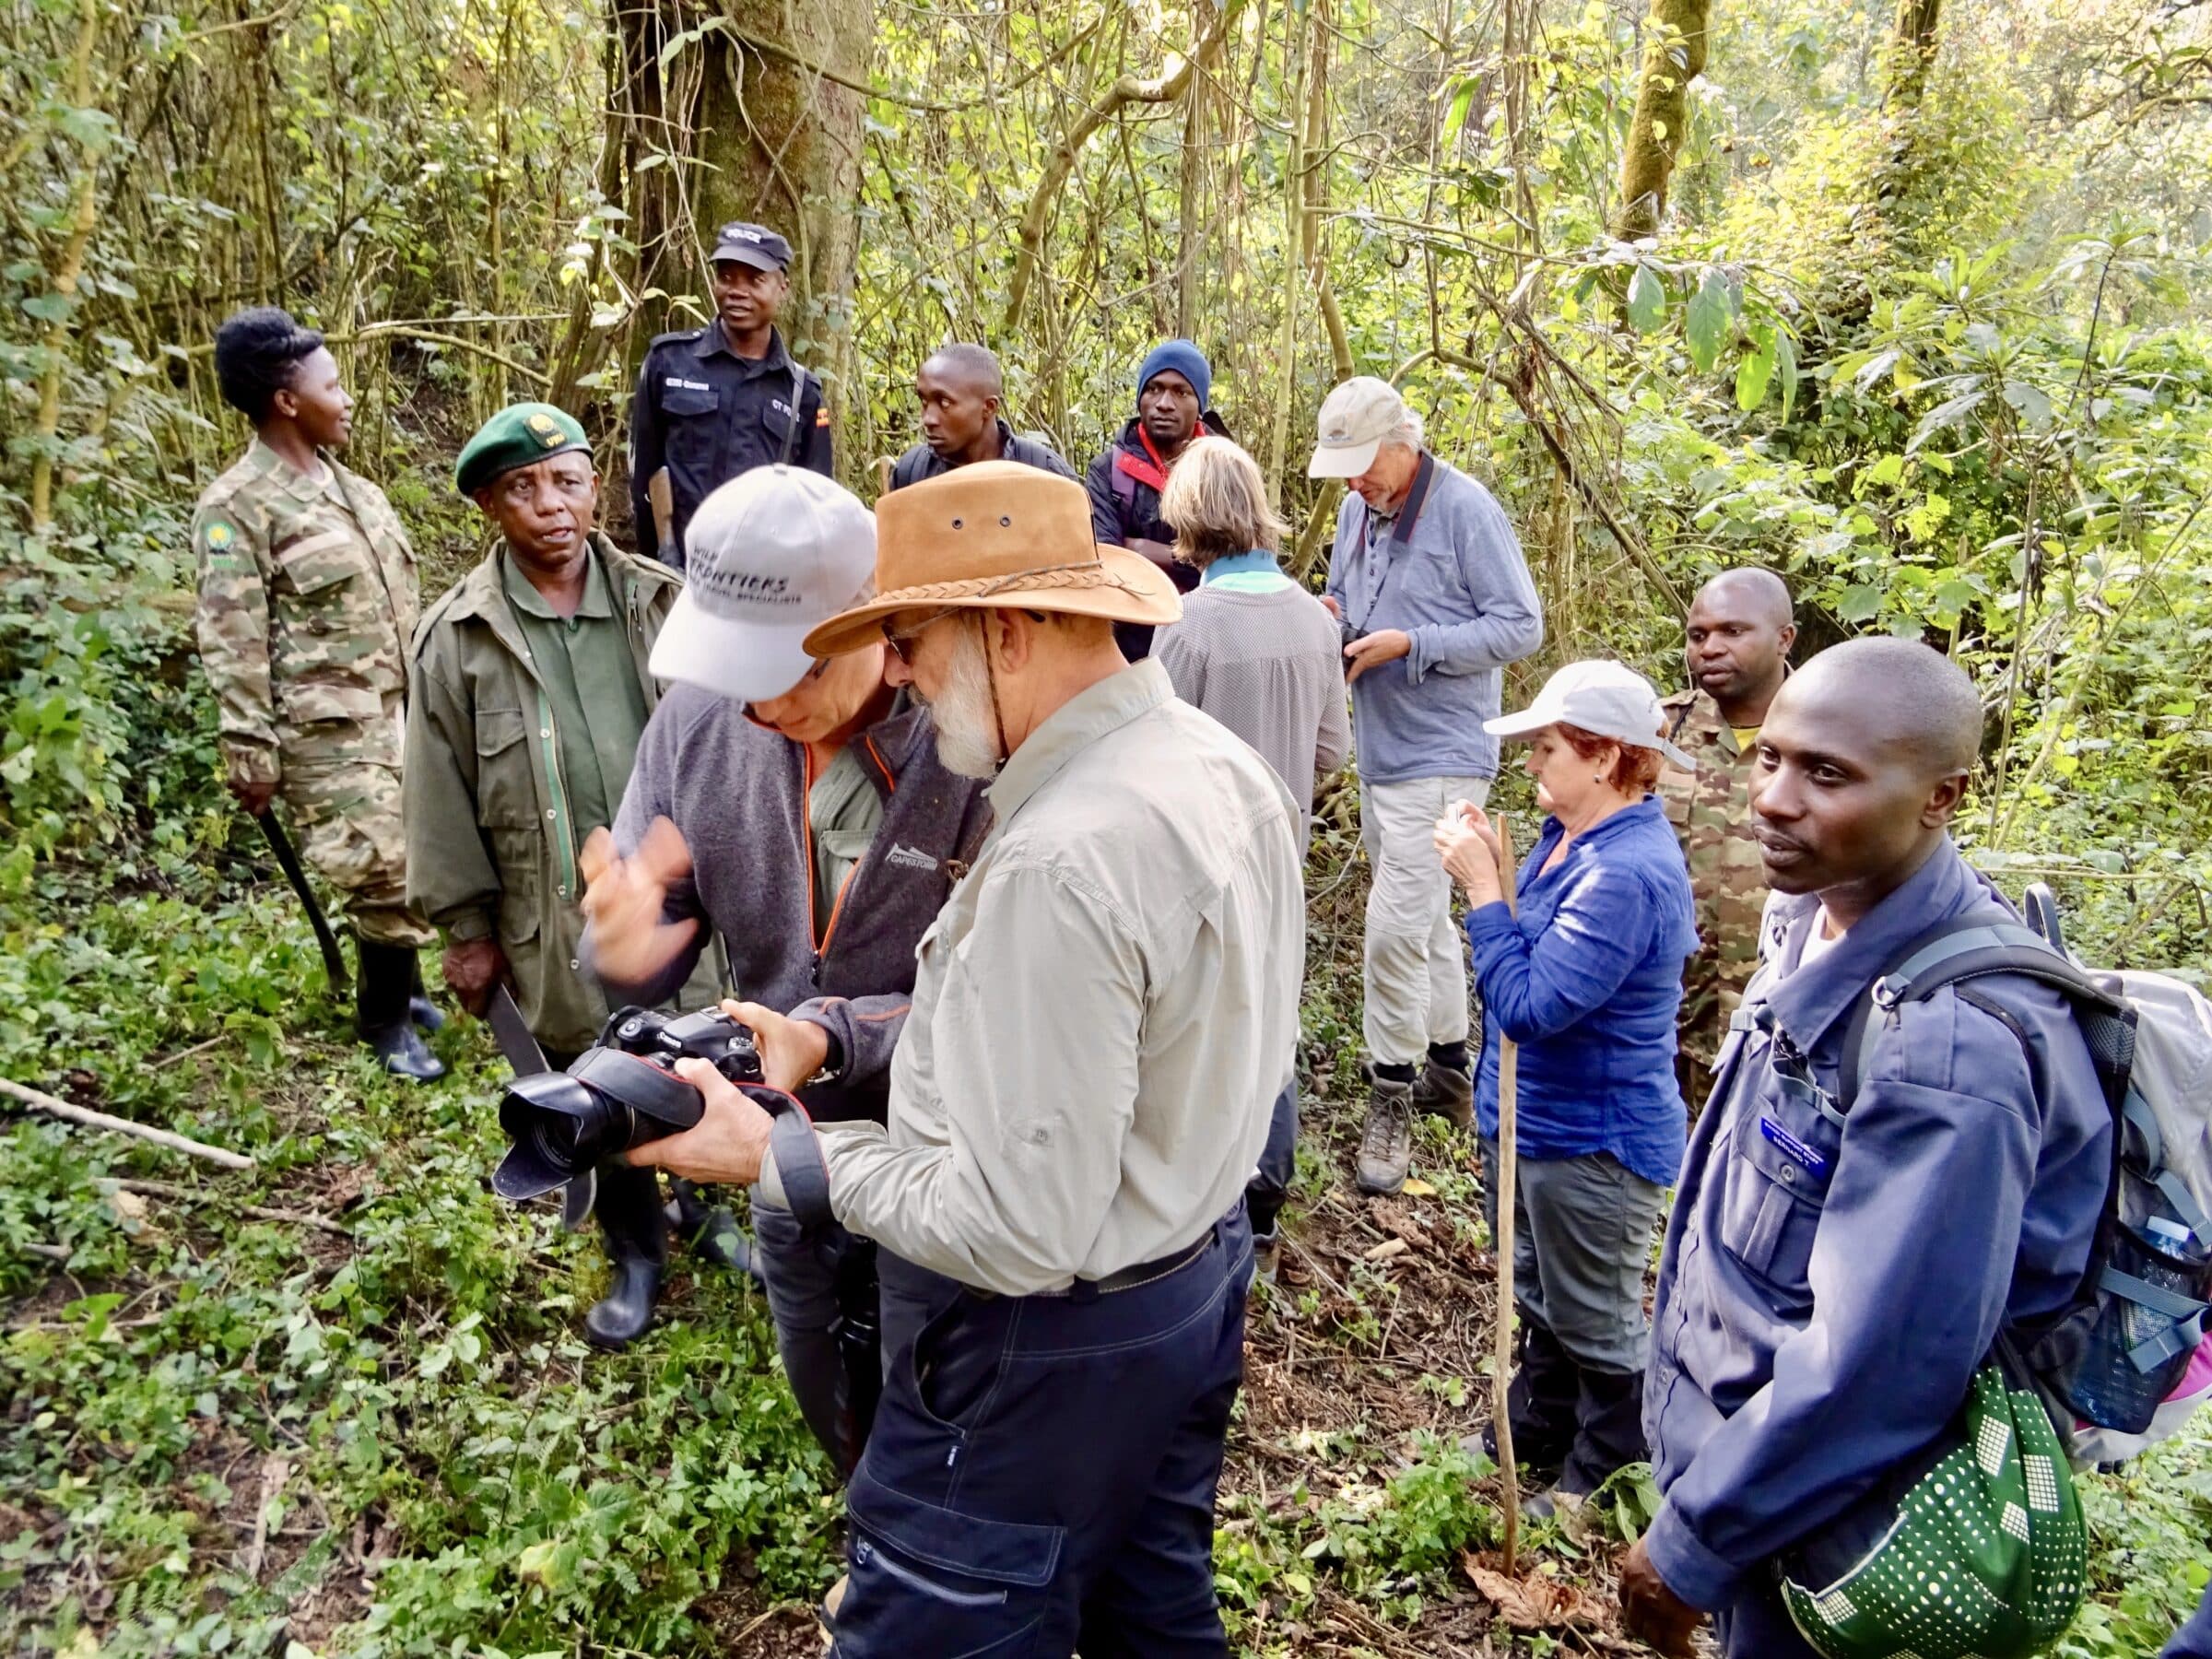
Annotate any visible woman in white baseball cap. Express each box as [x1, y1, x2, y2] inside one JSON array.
[[1431, 659, 1699, 1516]]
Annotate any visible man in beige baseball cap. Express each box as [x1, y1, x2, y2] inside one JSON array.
[[622, 460, 1308, 1655], [1309, 373, 1544, 1199]]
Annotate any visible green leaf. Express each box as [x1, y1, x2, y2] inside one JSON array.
[[21, 292, 73, 324], [1441, 78, 1477, 148], [1626, 265, 1665, 333], [1735, 331, 1776, 412], [1864, 453, 1906, 488], [1684, 269, 1734, 373], [1838, 582, 1883, 624], [1773, 327, 1799, 421]]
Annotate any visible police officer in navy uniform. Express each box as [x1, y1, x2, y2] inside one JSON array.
[[629, 221, 833, 571]]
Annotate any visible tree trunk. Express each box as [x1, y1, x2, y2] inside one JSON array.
[[1887, 0, 1943, 112], [1612, 0, 1711, 241], [618, 0, 867, 379]]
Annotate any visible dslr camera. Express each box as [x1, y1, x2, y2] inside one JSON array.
[[493, 1006, 762, 1201]]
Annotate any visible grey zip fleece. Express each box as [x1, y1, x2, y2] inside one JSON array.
[[588, 683, 993, 1124]]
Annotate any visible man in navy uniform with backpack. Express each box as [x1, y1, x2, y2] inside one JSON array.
[[1619, 637, 2113, 1657]]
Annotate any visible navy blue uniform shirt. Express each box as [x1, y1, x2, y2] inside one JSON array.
[[1466, 794, 1697, 1187], [1642, 838, 2111, 1612], [628, 323, 831, 571]]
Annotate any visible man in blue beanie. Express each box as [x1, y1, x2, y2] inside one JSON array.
[[1085, 338, 1230, 659]]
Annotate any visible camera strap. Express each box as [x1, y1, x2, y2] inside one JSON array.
[[752, 1085, 836, 1230], [571, 1047, 706, 1129]]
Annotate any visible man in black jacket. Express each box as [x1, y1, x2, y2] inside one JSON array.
[[581, 464, 991, 1470], [628, 222, 833, 571], [887, 344, 1076, 490], [1084, 337, 1230, 659]]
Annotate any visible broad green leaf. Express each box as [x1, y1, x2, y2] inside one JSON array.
[[1838, 582, 1883, 624], [1774, 327, 1799, 420], [1735, 329, 1776, 412], [1626, 265, 1665, 333], [1684, 269, 1734, 373]]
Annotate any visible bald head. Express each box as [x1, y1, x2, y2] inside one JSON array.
[[1785, 637, 1982, 779], [924, 343, 1004, 399], [1685, 567, 1795, 723], [1750, 638, 1982, 920], [917, 345, 1006, 464], [1697, 568, 1793, 629]]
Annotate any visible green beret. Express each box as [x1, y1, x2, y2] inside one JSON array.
[[455, 403, 592, 496]]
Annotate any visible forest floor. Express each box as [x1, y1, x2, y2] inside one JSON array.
[[4, 832, 2209, 1658]]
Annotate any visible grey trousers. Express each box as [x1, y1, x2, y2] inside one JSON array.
[[1477, 1135, 1665, 1375]]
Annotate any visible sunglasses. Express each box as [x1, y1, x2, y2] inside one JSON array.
[[881, 606, 966, 665]]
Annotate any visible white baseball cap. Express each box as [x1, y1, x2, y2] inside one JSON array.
[[649, 466, 877, 701], [1308, 376, 1409, 478], [1485, 659, 1697, 770]]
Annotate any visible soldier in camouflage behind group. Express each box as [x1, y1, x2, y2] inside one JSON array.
[[1655, 569, 1795, 1109], [193, 307, 445, 1081]]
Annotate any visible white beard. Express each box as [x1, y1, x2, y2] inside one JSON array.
[[924, 621, 1003, 780]]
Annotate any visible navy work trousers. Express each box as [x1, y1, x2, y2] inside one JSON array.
[[830, 1207, 1253, 1658]]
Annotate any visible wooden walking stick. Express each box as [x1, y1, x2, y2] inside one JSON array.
[[1488, 810, 1523, 1575]]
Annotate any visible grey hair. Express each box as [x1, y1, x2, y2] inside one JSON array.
[[1157, 435, 1287, 569], [1383, 408, 1425, 451]]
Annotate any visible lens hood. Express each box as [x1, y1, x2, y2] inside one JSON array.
[[494, 1071, 606, 1200]]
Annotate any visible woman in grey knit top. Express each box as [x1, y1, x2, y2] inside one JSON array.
[[1154, 436, 1350, 1280]]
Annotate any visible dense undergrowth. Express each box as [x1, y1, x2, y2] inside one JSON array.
[[5, 809, 2210, 1656]]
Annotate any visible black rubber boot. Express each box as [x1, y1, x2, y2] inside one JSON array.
[[585, 1162, 667, 1349], [667, 1177, 763, 1283], [1559, 1364, 1649, 1498], [355, 940, 448, 1082], [406, 953, 445, 1034], [1488, 1311, 1581, 1482]]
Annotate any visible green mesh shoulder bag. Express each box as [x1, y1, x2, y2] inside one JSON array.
[[1779, 1363, 2088, 1659]]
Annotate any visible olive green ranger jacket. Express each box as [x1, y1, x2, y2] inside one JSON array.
[[404, 533, 723, 1054]]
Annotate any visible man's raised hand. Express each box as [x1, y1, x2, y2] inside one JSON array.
[[579, 816, 700, 985]]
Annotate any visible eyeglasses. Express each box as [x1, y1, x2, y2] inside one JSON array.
[[881, 606, 965, 665]]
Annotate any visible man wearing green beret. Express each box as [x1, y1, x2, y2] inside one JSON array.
[[405, 404, 740, 1339]]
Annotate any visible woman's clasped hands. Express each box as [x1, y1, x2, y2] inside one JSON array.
[[1432, 798, 1507, 907]]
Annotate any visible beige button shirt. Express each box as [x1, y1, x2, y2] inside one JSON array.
[[761, 657, 1305, 1296]]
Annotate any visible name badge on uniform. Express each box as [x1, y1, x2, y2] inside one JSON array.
[[665, 376, 711, 390]]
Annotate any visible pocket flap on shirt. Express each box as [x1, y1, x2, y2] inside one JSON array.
[[276, 529, 362, 595], [476, 707, 528, 758], [662, 385, 719, 418], [845, 1468, 1065, 1589], [281, 683, 382, 725]]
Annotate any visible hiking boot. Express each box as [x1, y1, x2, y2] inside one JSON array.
[[1355, 1076, 1416, 1195], [1250, 1228, 1281, 1288], [1411, 1059, 1474, 1130]]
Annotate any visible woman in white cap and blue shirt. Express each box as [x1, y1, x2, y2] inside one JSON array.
[[1433, 660, 1699, 1512]]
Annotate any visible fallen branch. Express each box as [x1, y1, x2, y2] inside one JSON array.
[[113, 1178, 350, 1237], [0, 1076, 255, 1170]]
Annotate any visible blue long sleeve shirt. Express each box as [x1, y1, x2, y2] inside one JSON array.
[[1324, 453, 1542, 784], [1466, 796, 1697, 1187], [1642, 839, 2112, 1612]]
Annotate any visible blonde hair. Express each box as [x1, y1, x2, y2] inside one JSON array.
[[1157, 436, 1286, 570]]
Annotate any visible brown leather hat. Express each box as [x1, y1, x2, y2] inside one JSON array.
[[802, 460, 1182, 656]]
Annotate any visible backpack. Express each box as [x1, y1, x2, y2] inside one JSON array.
[[1832, 882, 2212, 1464]]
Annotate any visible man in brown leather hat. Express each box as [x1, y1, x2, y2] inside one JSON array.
[[626, 460, 1307, 1656]]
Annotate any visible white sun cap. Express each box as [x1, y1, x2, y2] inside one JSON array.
[[1484, 659, 1697, 771], [648, 465, 877, 702]]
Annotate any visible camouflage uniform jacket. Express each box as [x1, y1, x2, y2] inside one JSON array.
[[193, 440, 419, 785], [1656, 688, 1767, 1071], [404, 533, 721, 1054]]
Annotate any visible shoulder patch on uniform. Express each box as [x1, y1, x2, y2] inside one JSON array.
[[202, 518, 236, 550]]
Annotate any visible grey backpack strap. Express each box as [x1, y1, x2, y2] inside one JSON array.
[[1837, 918, 2130, 1112], [780, 363, 806, 466]]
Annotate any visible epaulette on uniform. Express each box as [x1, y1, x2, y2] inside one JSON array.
[[647, 327, 706, 351]]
